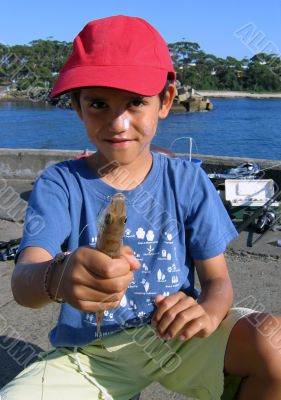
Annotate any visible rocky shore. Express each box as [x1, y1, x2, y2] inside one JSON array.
[[0, 88, 71, 108], [1, 88, 281, 106], [197, 90, 281, 99]]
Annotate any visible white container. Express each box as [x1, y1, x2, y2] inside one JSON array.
[[225, 179, 279, 207]]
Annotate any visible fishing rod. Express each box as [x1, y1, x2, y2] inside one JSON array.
[[237, 186, 281, 233]]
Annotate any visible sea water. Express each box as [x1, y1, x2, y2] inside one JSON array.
[[0, 98, 280, 160]]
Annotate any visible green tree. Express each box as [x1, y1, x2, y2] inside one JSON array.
[[0, 39, 280, 93]]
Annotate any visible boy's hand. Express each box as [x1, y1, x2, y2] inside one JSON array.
[[50, 245, 140, 312], [151, 292, 218, 341]]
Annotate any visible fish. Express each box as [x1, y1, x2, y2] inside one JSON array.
[[95, 193, 127, 337]]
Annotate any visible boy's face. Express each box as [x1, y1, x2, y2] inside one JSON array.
[[73, 86, 175, 165]]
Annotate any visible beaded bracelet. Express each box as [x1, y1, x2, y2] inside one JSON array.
[[43, 252, 70, 303]]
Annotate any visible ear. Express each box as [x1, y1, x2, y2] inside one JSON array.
[[158, 84, 176, 119]]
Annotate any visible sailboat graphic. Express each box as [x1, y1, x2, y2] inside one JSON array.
[[157, 269, 166, 282]]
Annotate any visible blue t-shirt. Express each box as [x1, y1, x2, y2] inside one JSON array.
[[19, 152, 237, 347]]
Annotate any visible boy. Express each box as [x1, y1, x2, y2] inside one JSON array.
[[2, 15, 281, 400]]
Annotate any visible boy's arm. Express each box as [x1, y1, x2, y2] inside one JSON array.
[[12, 247, 55, 308], [12, 246, 139, 309], [195, 253, 233, 329], [152, 253, 233, 340]]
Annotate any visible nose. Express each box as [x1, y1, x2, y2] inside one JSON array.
[[109, 112, 130, 134]]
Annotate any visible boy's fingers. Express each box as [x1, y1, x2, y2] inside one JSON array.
[[155, 294, 165, 304], [154, 301, 197, 335], [119, 245, 134, 255], [119, 246, 140, 270], [76, 247, 134, 278], [152, 297, 181, 325], [178, 317, 207, 341], [66, 285, 124, 303], [119, 253, 140, 270], [152, 292, 193, 322], [73, 271, 134, 295], [156, 304, 204, 339]]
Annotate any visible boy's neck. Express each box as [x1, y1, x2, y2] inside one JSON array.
[[86, 150, 153, 190]]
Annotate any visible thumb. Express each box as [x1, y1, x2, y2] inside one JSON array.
[[155, 294, 166, 305], [119, 247, 140, 270]]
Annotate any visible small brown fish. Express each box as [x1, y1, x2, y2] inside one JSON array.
[[95, 193, 127, 337]]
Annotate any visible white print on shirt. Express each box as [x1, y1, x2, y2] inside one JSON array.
[[120, 295, 127, 307], [146, 230, 154, 241], [134, 289, 157, 296], [137, 311, 147, 318], [104, 310, 114, 319], [136, 227, 145, 239], [135, 228, 158, 246], [129, 300, 137, 310], [85, 313, 96, 325], [164, 232, 173, 241], [143, 246, 159, 257], [124, 228, 135, 238], [90, 236, 97, 245], [163, 275, 181, 288], [128, 280, 138, 288], [141, 278, 150, 292], [157, 269, 166, 282], [146, 297, 154, 306], [141, 263, 150, 274], [167, 263, 180, 273], [158, 249, 172, 261], [94, 331, 111, 338], [163, 291, 170, 297], [142, 263, 149, 271]]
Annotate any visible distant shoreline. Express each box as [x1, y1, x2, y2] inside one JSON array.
[[1, 90, 281, 104], [197, 90, 281, 99], [0, 93, 43, 103]]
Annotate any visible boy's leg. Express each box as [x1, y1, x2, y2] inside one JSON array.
[[108, 308, 253, 400], [224, 313, 281, 399], [1, 348, 98, 400], [0, 348, 106, 400], [0, 343, 151, 400]]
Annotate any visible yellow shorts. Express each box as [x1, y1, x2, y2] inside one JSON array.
[[0, 308, 253, 400]]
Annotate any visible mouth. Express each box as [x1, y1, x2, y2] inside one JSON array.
[[104, 138, 134, 148]]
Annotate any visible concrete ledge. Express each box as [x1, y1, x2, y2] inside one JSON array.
[[0, 148, 83, 180], [1, 147, 280, 182], [0, 148, 280, 224]]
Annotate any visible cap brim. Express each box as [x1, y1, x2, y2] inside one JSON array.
[[50, 65, 173, 97]]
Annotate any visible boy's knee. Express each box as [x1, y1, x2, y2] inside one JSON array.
[[244, 313, 281, 379]]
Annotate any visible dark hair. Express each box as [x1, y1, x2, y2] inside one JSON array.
[[159, 80, 172, 105]]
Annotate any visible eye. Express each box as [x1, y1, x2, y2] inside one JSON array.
[[104, 213, 113, 225], [120, 216, 127, 224], [90, 101, 107, 109], [129, 98, 146, 108]]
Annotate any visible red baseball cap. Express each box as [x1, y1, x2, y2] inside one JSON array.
[[50, 15, 176, 97]]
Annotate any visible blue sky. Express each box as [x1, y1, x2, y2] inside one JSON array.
[[1, 0, 280, 59]]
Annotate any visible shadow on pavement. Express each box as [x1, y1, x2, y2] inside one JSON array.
[[0, 336, 43, 388]]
